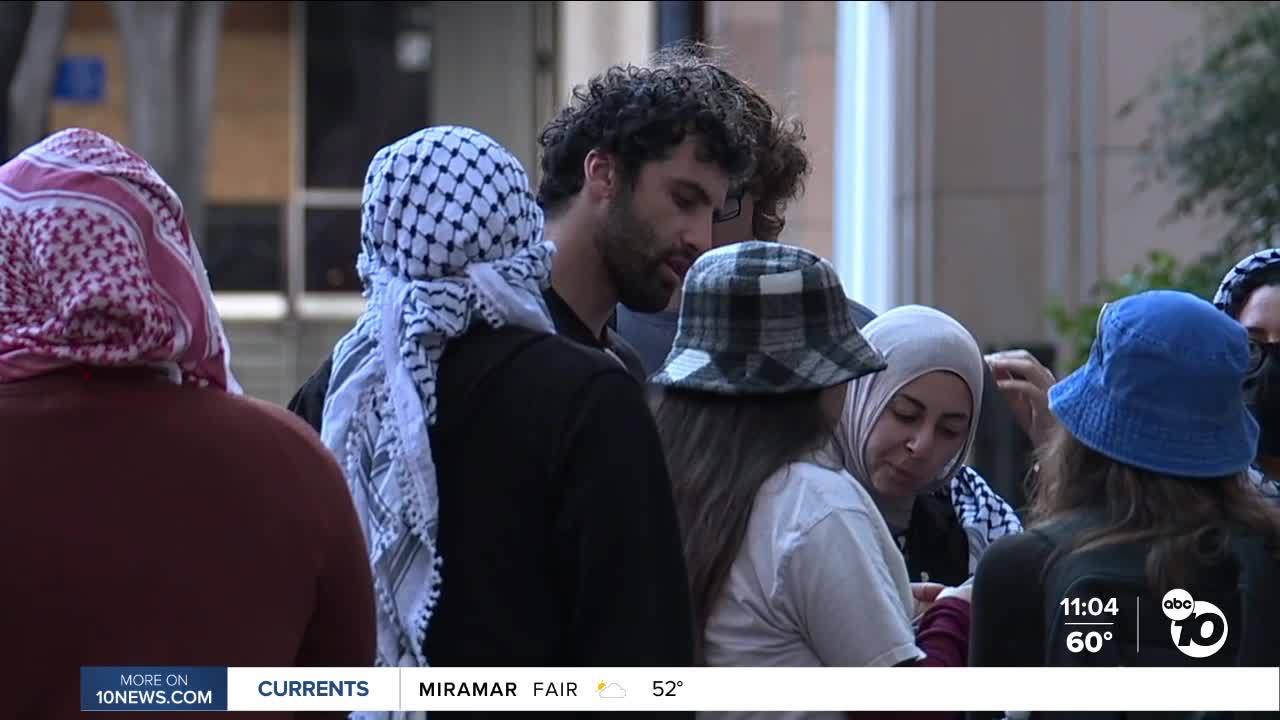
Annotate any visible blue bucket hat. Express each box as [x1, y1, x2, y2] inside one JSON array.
[[1048, 289, 1259, 478]]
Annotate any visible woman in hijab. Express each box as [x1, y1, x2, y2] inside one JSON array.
[[0, 128, 375, 719], [1214, 247, 1280, 503], [653, 241, 971, 720], [839, 305, 1022, 585]]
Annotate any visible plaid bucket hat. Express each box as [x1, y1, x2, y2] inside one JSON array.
[[650, 241, 887, 395]]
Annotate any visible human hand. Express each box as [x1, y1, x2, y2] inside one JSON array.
[[911, 581, 945, 619], [937, 582, 973, 605], [986, 349, 1058, 449]]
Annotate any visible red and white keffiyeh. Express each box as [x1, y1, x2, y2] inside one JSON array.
[[0, 127, 239, 392]]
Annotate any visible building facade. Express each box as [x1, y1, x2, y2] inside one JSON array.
[[38, 1, 1217, 403]]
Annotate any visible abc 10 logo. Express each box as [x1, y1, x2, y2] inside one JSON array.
[[1161, 589, 1228, 659]]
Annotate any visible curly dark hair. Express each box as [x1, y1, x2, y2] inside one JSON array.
[[1224, 261, 1280, 320], [747, 114, 810, 241], [537, 62, 758, 217], [648, 43, 812, 241]]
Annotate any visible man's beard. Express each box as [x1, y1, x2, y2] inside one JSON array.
[[594, 192, 681, 314]]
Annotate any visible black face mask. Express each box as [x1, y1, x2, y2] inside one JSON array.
[[1244, 343, 1280, 458]]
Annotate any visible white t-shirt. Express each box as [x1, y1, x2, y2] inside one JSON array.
[[700, 449, 925, 720]]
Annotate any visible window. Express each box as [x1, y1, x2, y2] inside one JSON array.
[[304, 208, 363, 293], [204, 204, 283, 292], [834, 0, 895, 314], [304, 1, 433, 189], [301, 1, 432, 294]]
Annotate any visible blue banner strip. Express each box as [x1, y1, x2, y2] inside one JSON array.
[[81, 667, 228, 712]]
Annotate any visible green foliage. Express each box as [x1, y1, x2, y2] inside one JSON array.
[[1046, 249, 1238, 370], [1047, 1, 1280, 371]]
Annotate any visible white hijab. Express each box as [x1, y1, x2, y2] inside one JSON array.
[[837, 305, 985, 533]]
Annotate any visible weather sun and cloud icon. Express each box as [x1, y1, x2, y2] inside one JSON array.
[[596, 681, 626, 699]]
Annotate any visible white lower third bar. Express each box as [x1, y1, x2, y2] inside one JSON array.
[[224, 666, 1280, 713]]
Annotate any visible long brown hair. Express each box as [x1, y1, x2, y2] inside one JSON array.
[[1027, 424, 1280, 594], [651, 386, 839, 659]]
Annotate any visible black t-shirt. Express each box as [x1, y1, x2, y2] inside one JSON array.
[[287, 288, 647, 430], [897, 493, 971, 586], [544, 288, 647, 382]]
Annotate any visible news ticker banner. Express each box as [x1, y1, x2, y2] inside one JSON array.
[[82, 666, 1280, 713]]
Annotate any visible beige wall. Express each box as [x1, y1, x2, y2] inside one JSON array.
[[1097, 1, 1221, 278], [432, 1, 556, 179], [706, 1, 838, 262], [925, 0, 1049, 348], [557, 1, 656, 104], [36, 0, 1223, 402], [50, 1, 293, 204], [707, 0, 1218, 367]]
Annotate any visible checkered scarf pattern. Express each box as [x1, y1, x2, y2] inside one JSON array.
[[946, 465, 1024, 565], [0, 128, 239, 392], [650, 241, 886, 395], [320, 126, 555, 684], [1213, 247, 1280, 317]]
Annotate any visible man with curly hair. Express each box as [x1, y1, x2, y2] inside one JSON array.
[[536, 61, 758, 380], [288, 61, 757, 418], [281, 62, 759, 683], [612, 50, 820, 376], [285, 61, 752, 425]]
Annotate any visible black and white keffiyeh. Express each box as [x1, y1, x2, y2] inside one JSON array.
[[838, 304, 1025, 567], [1212, 246, 1280, 318], [320, 126, 555, 683], [946, 465, 1024, 569]]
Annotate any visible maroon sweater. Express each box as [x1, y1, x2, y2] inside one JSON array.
[[0, 367, 376, 719], [914, 596, 971, 668]]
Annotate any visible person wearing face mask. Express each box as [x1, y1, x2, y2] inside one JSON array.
[[838, 305, 1022, 586], [1213, 247, 1280, 504], [969, 291, 1280, 719]]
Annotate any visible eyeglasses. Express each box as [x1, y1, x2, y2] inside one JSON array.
[[712, 190, 745, 224]]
